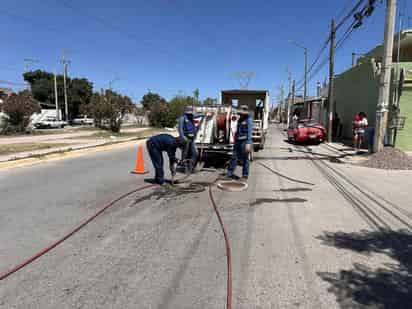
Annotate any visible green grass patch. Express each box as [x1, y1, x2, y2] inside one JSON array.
[[0, 143, 68, 156], [65, 128, 162, 140]]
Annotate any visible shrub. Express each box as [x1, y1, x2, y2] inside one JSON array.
[[83, 90, 134, 133], [0, 94, 40, 134]]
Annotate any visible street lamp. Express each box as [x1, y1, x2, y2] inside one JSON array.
[[289, 40, 308, 103]]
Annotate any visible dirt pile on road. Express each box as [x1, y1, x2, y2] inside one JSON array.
[[360, 147, 412, 170]]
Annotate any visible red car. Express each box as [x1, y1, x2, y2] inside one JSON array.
[[287, 119, 327, 144]]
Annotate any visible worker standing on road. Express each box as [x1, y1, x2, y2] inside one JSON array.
[[178, 106, 198, 173], [227, 105, 253, 182], [146, 134, 184, 185]]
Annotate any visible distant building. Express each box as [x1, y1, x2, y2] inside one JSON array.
[[329, 29, 412, 150]]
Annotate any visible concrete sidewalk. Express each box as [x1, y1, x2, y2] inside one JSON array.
[[0, 128, 154, 163]]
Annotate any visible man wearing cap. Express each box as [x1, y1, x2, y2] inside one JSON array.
[[146, 134, 185, 185], [227, 105, 253, 181], [178, 106, 198, 172]]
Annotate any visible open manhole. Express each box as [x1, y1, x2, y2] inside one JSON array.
[[217, 180, 248, 192]]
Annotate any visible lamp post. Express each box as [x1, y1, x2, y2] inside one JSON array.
[[289, 40, 308, 104]]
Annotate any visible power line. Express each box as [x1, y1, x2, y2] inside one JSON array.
[[0, 9, 62, 34], [336, 0, 368, 31], [57, 0, 170, 56], [0, 80, 27, 86], [294, 0, 380, 92], [336, 0, 359, 21]]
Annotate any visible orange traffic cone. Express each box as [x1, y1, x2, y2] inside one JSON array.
[[131, 144, 148, 174]]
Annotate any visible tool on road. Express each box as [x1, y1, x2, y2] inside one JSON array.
[[131, 144, 148, 174]]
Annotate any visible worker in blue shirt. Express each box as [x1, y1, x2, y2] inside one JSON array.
[[146, 134, 184, 185], [178, 106, 198, 172], [227, 105, 254, 181]]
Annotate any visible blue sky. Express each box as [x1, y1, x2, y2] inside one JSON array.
[[1, 0, 411, 103]]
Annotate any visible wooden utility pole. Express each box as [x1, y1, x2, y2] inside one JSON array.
[[327, 18, 336, 142], [374, 0, 397, 152], [54, 73, 59, 121], [287, 80, 295, 129]]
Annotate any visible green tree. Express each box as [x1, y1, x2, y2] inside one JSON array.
[[168, 95, 192, 126], [0, 94, 41, 133], [193, 88, 200, 105], [84, 90, 134, 132], [140, 91, 171, 127], [68, 78, 93, 117], [203, 97, 217, 105], [23, 70, 93, 119], [140, 92, 167, 111]]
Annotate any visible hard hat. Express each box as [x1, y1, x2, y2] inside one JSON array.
[[185, 106, 194, 114]]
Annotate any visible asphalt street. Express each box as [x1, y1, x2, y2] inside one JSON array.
[[1, 125, 411, 309]]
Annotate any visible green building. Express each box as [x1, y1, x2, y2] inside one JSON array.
[[333, 29, 412, 151]]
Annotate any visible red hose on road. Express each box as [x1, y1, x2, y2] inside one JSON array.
[[0, 184, 154, 281], [208, 185, 232, 309]]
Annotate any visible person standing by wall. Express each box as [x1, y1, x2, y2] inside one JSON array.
[[353, 112, 368, 151], [226, 105, 253, 182]]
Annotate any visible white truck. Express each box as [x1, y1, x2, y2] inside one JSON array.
[[194, 90, 270, 161]]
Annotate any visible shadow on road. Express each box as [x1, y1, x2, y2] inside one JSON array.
[[273, 187, 313, 192], [250, 197, 307, 206], [317, 229, 412, 309]]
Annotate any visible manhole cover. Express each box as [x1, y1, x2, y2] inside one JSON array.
[[217, 180, 248, 192], [172, 183, 205, 193]]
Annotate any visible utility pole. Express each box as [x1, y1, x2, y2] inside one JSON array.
[[304, 48, 308, 104], [54, 72, 59, 121], [327, 18, 336, 143], [287, 68, 292, 96], [60, 50, 73, 122], [288, 41, 308, 103], [374, 0, 397, 152], [288, 80, 295, 129], [63, 61, 69, 122]]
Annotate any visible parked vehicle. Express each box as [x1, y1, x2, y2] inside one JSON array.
[[194, 89, 270, 162], [34, 117, 67, 129], [287, 119, 326, 144], [72, 115, 94, 126]]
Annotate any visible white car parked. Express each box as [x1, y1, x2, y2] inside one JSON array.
[[34, 117, 68, 129], [72, 115, 94, 126]]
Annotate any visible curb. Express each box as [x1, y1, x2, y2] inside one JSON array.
[[0, 137, 149, 171]]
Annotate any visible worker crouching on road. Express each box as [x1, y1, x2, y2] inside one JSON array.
[[227, 105, 253, 182], [178, 106, 198, 173], [146, 134, 184, 185]]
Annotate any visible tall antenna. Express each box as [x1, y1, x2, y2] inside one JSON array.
[[234, 71, 255, 89]]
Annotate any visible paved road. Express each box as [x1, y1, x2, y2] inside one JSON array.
[[1, 125, 411, 308]]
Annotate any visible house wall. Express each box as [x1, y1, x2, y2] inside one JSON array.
[[333, 59, 380, 139], [395, 63, 412, 151]]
